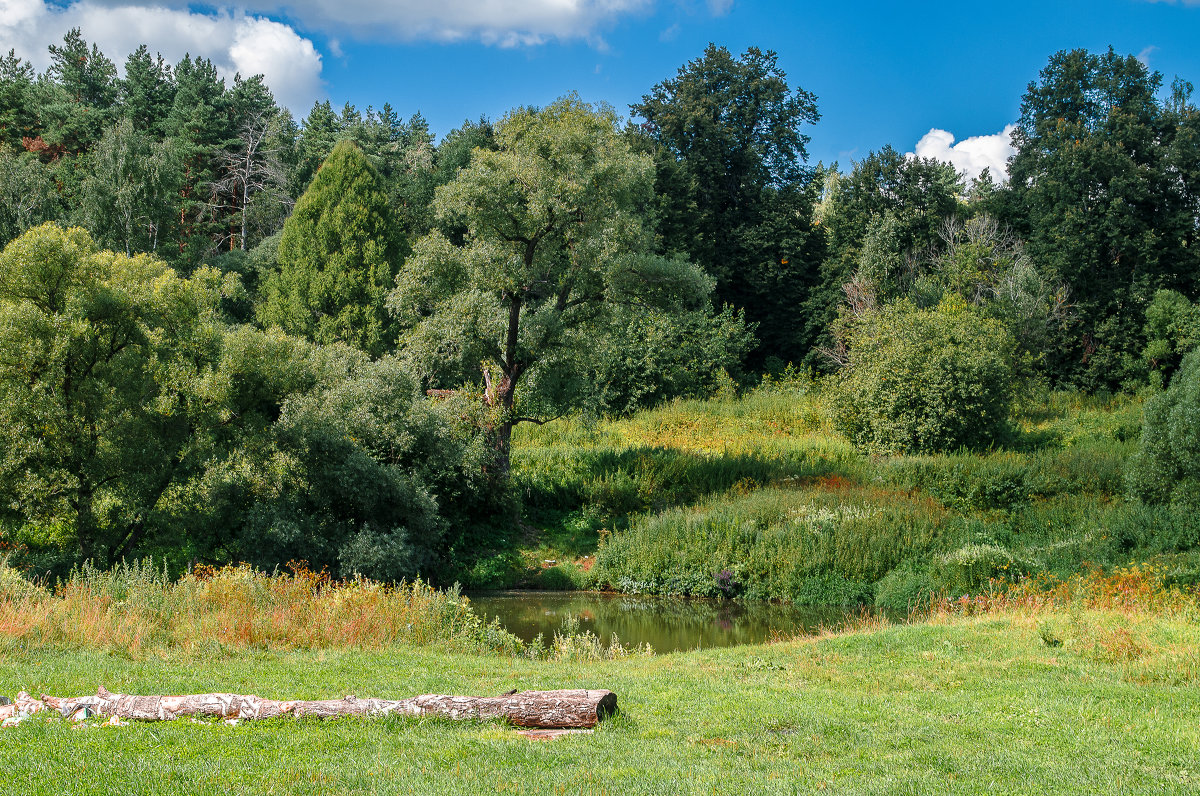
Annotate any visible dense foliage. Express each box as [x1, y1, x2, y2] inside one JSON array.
[[833, 299, 1016, 454], [0, 225, 496, 580], [0, 224, 232, 565], [259, 140, 402, 356], [390, 96, 712, 471], [1, 32, 1198, 589], [632, 44, 824, 367], [1127, 347, 1200, 507], [1007, 49, 1200, 389]]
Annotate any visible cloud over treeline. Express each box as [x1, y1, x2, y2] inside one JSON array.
[[910, 124, 1017, 183], [0, 0, 324, 113]]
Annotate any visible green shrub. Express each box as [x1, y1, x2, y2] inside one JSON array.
[[463, 550, 528, 590], [591, 488, 951, 604], [874, 544, 1026, 611], [834, 298, 1017, 454], [0, 556, 43, 600], [882, 453, 1032, 511], [1106, 502, 1200, 555], [874, 563, 937, 612], [587, 305, 756, 415], [1142, 289, 1200, 388], [1127, 347, 1200, 506], [534, 563, 589, 591], [1026, 442, 1128, 499], [932, 543, 1025, 594]]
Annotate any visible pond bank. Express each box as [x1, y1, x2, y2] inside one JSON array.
[[467, 590, 861, 652]]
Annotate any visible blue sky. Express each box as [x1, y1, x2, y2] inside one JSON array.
[[4, 1, 1199, 176]]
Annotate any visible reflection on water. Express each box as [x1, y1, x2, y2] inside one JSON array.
[[467, 591, 855, 653]]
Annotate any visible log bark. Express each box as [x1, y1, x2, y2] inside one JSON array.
[[30, 688, 616, 729], [0, 691, 49, 725]]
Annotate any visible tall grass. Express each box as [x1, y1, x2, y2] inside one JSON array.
[[0, 560, 522, 656], [514, 391, 863, 519], [591, 486, 952, 604], [937, 562, 1199, 617], [546, 384, 1194, 608]]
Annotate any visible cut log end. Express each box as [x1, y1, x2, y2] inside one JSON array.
[[595, 690, 618, 721]]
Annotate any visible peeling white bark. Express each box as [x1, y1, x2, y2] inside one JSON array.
[[15, 688, 616, 729]]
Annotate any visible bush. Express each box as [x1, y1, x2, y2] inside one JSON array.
[[933, 542, 1026, 594], [590, 488, 950, 603], [874, 564, 937, 612], [585, 305, 756, 415], [1127, 346, 1200, 506], [881, 453, 1032, 511], [0, 556, 43, 601], [534, 563, 588, 591], [462, 550, 528, 590], [1142, 289, 1200, 388], [834, 298, 1017, 454], [874, 544, 1027, 612]]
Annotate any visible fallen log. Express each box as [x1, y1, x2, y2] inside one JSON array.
[[29, 687, 616, 729]]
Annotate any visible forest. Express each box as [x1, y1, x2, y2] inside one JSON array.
[[1, 32, 1199, 601]]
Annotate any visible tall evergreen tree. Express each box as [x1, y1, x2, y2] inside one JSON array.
[[47, 28, 117, 108], [166, 55, 232, 263], [293, 100, 341, 193], [120, 46, 175, 138], [632, 44, 821, 366], [41, 29, 118, 153], [259, 140, 402, 357], [0, 50, 39, 148]]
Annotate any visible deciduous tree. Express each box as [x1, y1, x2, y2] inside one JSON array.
[[390, 96, 711, 474], [632, 45, 822, 366]]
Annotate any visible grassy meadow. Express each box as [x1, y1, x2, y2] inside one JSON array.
[[1, 565, 1198, 794]]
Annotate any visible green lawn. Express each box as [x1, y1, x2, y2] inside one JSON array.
[[3, 609, 1197, 795]]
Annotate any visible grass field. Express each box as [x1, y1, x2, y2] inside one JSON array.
[[2, 603, 1198, 795], [2, 563, 1198, 794]]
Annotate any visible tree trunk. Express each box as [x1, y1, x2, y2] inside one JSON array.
[[27, 688, 616, 729]]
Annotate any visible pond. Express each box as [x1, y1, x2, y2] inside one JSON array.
[[467, 591, 861, 652]]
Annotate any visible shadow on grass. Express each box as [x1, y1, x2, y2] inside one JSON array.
[[516, 445, 861, 517]]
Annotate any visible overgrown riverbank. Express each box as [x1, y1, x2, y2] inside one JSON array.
[[488, 380, 1199, 610]]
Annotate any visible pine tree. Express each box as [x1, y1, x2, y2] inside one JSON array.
[[120, 46, 174, 138]]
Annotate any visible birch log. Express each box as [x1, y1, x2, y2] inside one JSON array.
[[32, 687, 616, 728]]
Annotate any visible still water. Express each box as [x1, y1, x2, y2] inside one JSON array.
[[467, 591, 857, 652]]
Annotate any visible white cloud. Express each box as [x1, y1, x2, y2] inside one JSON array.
[[0, 0, 324, 114], [910, 124, 1017, 183], [270, 0, 653, 43], [18, 0, 655, 46]]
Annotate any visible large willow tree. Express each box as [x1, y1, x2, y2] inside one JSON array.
[[389, 96, 711, 474]]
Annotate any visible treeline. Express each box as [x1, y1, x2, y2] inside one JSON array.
[[1, 33, 1198, 580]]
